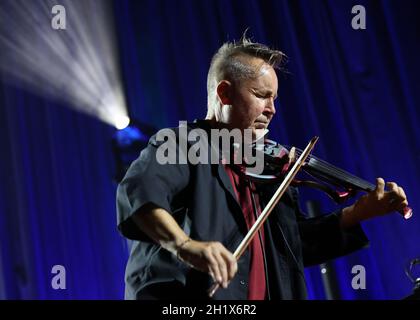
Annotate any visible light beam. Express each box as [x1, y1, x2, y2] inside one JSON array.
[[0, 0, 128, 128]]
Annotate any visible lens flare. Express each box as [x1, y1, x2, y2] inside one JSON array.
[[0, 0, 128, 128]]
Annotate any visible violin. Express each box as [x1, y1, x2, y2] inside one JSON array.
[[246, 139, 413, 220], [209, 136, 412, 297]]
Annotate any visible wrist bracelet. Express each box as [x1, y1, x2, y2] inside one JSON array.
[[176, 238, 191, 259]]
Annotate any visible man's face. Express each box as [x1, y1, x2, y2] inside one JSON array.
[[219, 59, 278, 140]]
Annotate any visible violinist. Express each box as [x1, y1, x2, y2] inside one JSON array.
[[116, 34, 409, 300]]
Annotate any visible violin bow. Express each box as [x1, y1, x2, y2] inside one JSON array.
[[208, 136, 320, 297]]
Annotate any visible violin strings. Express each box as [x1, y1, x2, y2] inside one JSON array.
[[306, 154, 375, 190], [306, 155, 372, 189], [308, 157, 368, 187], [291, 147, 375, 191], [310, 160, 373, 190]]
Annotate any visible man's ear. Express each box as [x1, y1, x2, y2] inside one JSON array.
[[216, 80, 232, 105]]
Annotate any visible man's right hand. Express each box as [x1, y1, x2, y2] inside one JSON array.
[[177, 240, 238, 289], [131, 204, 238, 289]]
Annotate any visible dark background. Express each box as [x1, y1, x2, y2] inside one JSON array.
[[0, 0, 419, 299]]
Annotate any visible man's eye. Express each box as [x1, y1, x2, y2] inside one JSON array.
[[255, 92, 275, 100]]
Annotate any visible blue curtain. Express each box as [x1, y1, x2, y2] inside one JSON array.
[[1, 0, 419, 299]]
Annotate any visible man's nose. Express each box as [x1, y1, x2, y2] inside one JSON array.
[[264, 98, 276, 116]]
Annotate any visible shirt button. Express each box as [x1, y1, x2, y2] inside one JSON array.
[[240, 280, 246, 285]]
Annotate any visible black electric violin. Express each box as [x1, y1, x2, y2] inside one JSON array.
[[246, 139, 412, 219], [210, 136, 412, 297]]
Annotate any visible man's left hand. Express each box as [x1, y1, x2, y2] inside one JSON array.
[[341, 177, 409, 228]]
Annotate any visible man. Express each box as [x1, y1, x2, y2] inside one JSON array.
[[116, 35, 409, 300]]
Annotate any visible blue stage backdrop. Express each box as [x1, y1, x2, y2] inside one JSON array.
[[0, 0, 419, 299]]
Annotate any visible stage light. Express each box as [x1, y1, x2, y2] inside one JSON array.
[[112, 120, 157, 183], [0, 0, 128, 127], [115, 115, 130, 130], [114, 125, 149, 148]]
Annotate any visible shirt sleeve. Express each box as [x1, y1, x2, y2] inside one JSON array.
[[116, 132, 190, 241], [290, 188, 370, 266]]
